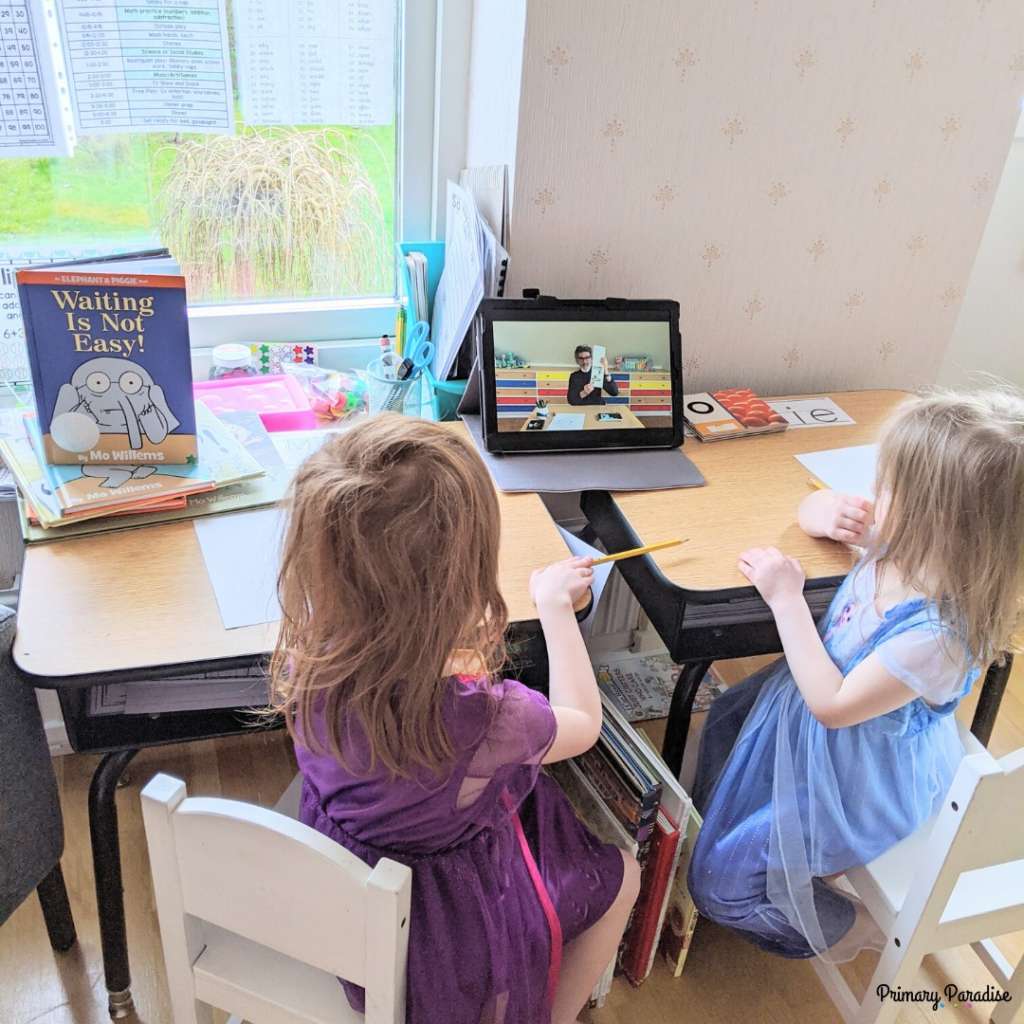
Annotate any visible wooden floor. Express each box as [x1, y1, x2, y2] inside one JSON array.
[[2, 657, 1021, 1024]]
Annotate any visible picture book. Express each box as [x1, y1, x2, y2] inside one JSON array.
[[17, 249, 197, 465], [596, 652, 725, 722], [18, 414, 293, 543], [622, 810, 681, 985], [7, 403, 263, 530], [684, 389, 788, 441], [546, 759, 636, 1008], [660, 805, 703, 976]]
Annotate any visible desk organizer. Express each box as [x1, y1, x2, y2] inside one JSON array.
[[397, 240, 468, 421]]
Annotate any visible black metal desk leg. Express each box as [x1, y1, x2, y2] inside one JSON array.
[[970, 654, 1013, 748], [662, 660, 713, 780], [88, 748, 139, 1019]]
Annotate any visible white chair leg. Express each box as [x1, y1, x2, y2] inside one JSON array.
[[853, 939, 927, 1024], [273, 773, 303, 819], [991, 955, 1024, 1024], [811, 959, 861, 1024]]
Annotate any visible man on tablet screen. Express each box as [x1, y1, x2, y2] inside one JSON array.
[[567, 345, 620, 405]]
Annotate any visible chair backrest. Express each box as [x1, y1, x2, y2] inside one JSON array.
[[895, 742, 1024, 945], [141, 773, 411, 1023], [942, 746, 1024, 873]]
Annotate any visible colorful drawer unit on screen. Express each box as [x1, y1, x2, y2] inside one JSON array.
[[494, 367, 672, 417]]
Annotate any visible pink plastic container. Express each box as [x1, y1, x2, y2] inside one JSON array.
[[193, 374, 317, 432]]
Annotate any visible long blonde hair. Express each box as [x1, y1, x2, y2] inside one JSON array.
[[270, 414, 508, 777], [865, 386, 1024, 670]]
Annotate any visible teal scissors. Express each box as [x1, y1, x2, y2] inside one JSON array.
[[399, 320, 433, 379], [380, 321, 433, 411]]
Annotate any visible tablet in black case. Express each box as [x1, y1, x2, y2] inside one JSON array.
[[478, 297, 686, 455]]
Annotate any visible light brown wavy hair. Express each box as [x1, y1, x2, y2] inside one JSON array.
[[270, 414, 508, 778], [865, 386, 1024, 672]]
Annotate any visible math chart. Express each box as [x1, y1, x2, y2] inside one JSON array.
[[0, 242, 118, 383], [0, 0, 75, 157], [56, 0, 233, 135], [234, 0, 396, 127]]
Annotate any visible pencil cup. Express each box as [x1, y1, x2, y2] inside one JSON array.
[[366, 358, 421, 416]]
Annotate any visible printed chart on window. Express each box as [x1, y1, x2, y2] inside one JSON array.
[[234, 0, 395, 126], [56, 0, 233, 135], [0, 0, 233, 158], [0, 243, 115, 382], [0, 0, 74, 157]]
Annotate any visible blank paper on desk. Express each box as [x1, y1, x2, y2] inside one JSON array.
[[195, 509, 284, 629], [795, 444, 878, 499]]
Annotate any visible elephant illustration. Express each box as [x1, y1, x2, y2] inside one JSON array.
[[52, 357, 179, 451]]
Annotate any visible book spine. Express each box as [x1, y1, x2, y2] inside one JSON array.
[[640, 824, 685, 981], [575, 745, 660, 841], [622, 821, 680, 986]]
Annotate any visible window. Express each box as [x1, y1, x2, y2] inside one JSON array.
[[0, 0, 441, 380]]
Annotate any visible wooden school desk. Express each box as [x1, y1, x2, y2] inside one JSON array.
[[14, 428, 576, 1018], [581, 389, 1014, 777]]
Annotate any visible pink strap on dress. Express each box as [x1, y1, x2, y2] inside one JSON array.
[[503, 790, 562, 1008]]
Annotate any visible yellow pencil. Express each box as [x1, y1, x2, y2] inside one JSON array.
[[807, 477, 826, 490], [591, 539, 686, 565]]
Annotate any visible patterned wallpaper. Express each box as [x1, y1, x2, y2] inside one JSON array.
[[507, 1, 1024, 394]]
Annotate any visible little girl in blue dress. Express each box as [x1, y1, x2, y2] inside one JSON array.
[[689, 388, 1024, 961]]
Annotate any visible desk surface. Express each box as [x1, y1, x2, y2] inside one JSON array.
[[15, 423, 570, 680], [609, 389, 906, 594]]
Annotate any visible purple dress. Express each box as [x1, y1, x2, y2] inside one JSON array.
[[296, 676, 625, 1024]]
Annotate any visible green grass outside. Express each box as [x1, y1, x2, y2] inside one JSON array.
[[0, 123, 396, 301]]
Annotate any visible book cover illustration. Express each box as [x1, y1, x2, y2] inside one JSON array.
[[683, 389, 787, 441], [17, 252, 197, 465]]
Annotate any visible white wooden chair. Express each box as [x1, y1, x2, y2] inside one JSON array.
[[813, 724, 1024, 1024], [141, 773, 412, 1024]]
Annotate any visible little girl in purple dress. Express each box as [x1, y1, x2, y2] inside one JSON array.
[[271, 415, 640, 1024]]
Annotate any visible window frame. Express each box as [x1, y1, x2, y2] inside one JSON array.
[[184, 0, 446, 352]]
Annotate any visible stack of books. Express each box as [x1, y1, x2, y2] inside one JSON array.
[[2, 402, 267, 534], [3, 250, 297, 542], [548, 692, 701, 1005], [684, 388, 789, 441]]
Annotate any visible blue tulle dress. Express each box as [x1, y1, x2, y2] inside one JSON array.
[[688, 558, 980, 961]]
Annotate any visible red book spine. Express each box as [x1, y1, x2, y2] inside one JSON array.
[[621, 819, 680, 985]]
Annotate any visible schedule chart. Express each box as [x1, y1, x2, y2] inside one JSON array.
[[57, 0, 233, 134]]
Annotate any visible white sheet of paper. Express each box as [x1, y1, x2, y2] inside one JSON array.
[[589, 345, 606, 389], [431, 181, 485, 380], [767, 397, 855, 428], [556, 526, 615, 638], [195, 508, 283, 629], [57, 0, 234, 135], [549, 413, 586, 431], [0, 0, 76, 158], [234, 0, 395, 126], [269, 428, 332, 468], [795, 444, 878, 498]]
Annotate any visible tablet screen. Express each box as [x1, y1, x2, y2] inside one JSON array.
[[492, 321, 673, 433], [477, 299, 684, 453]]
